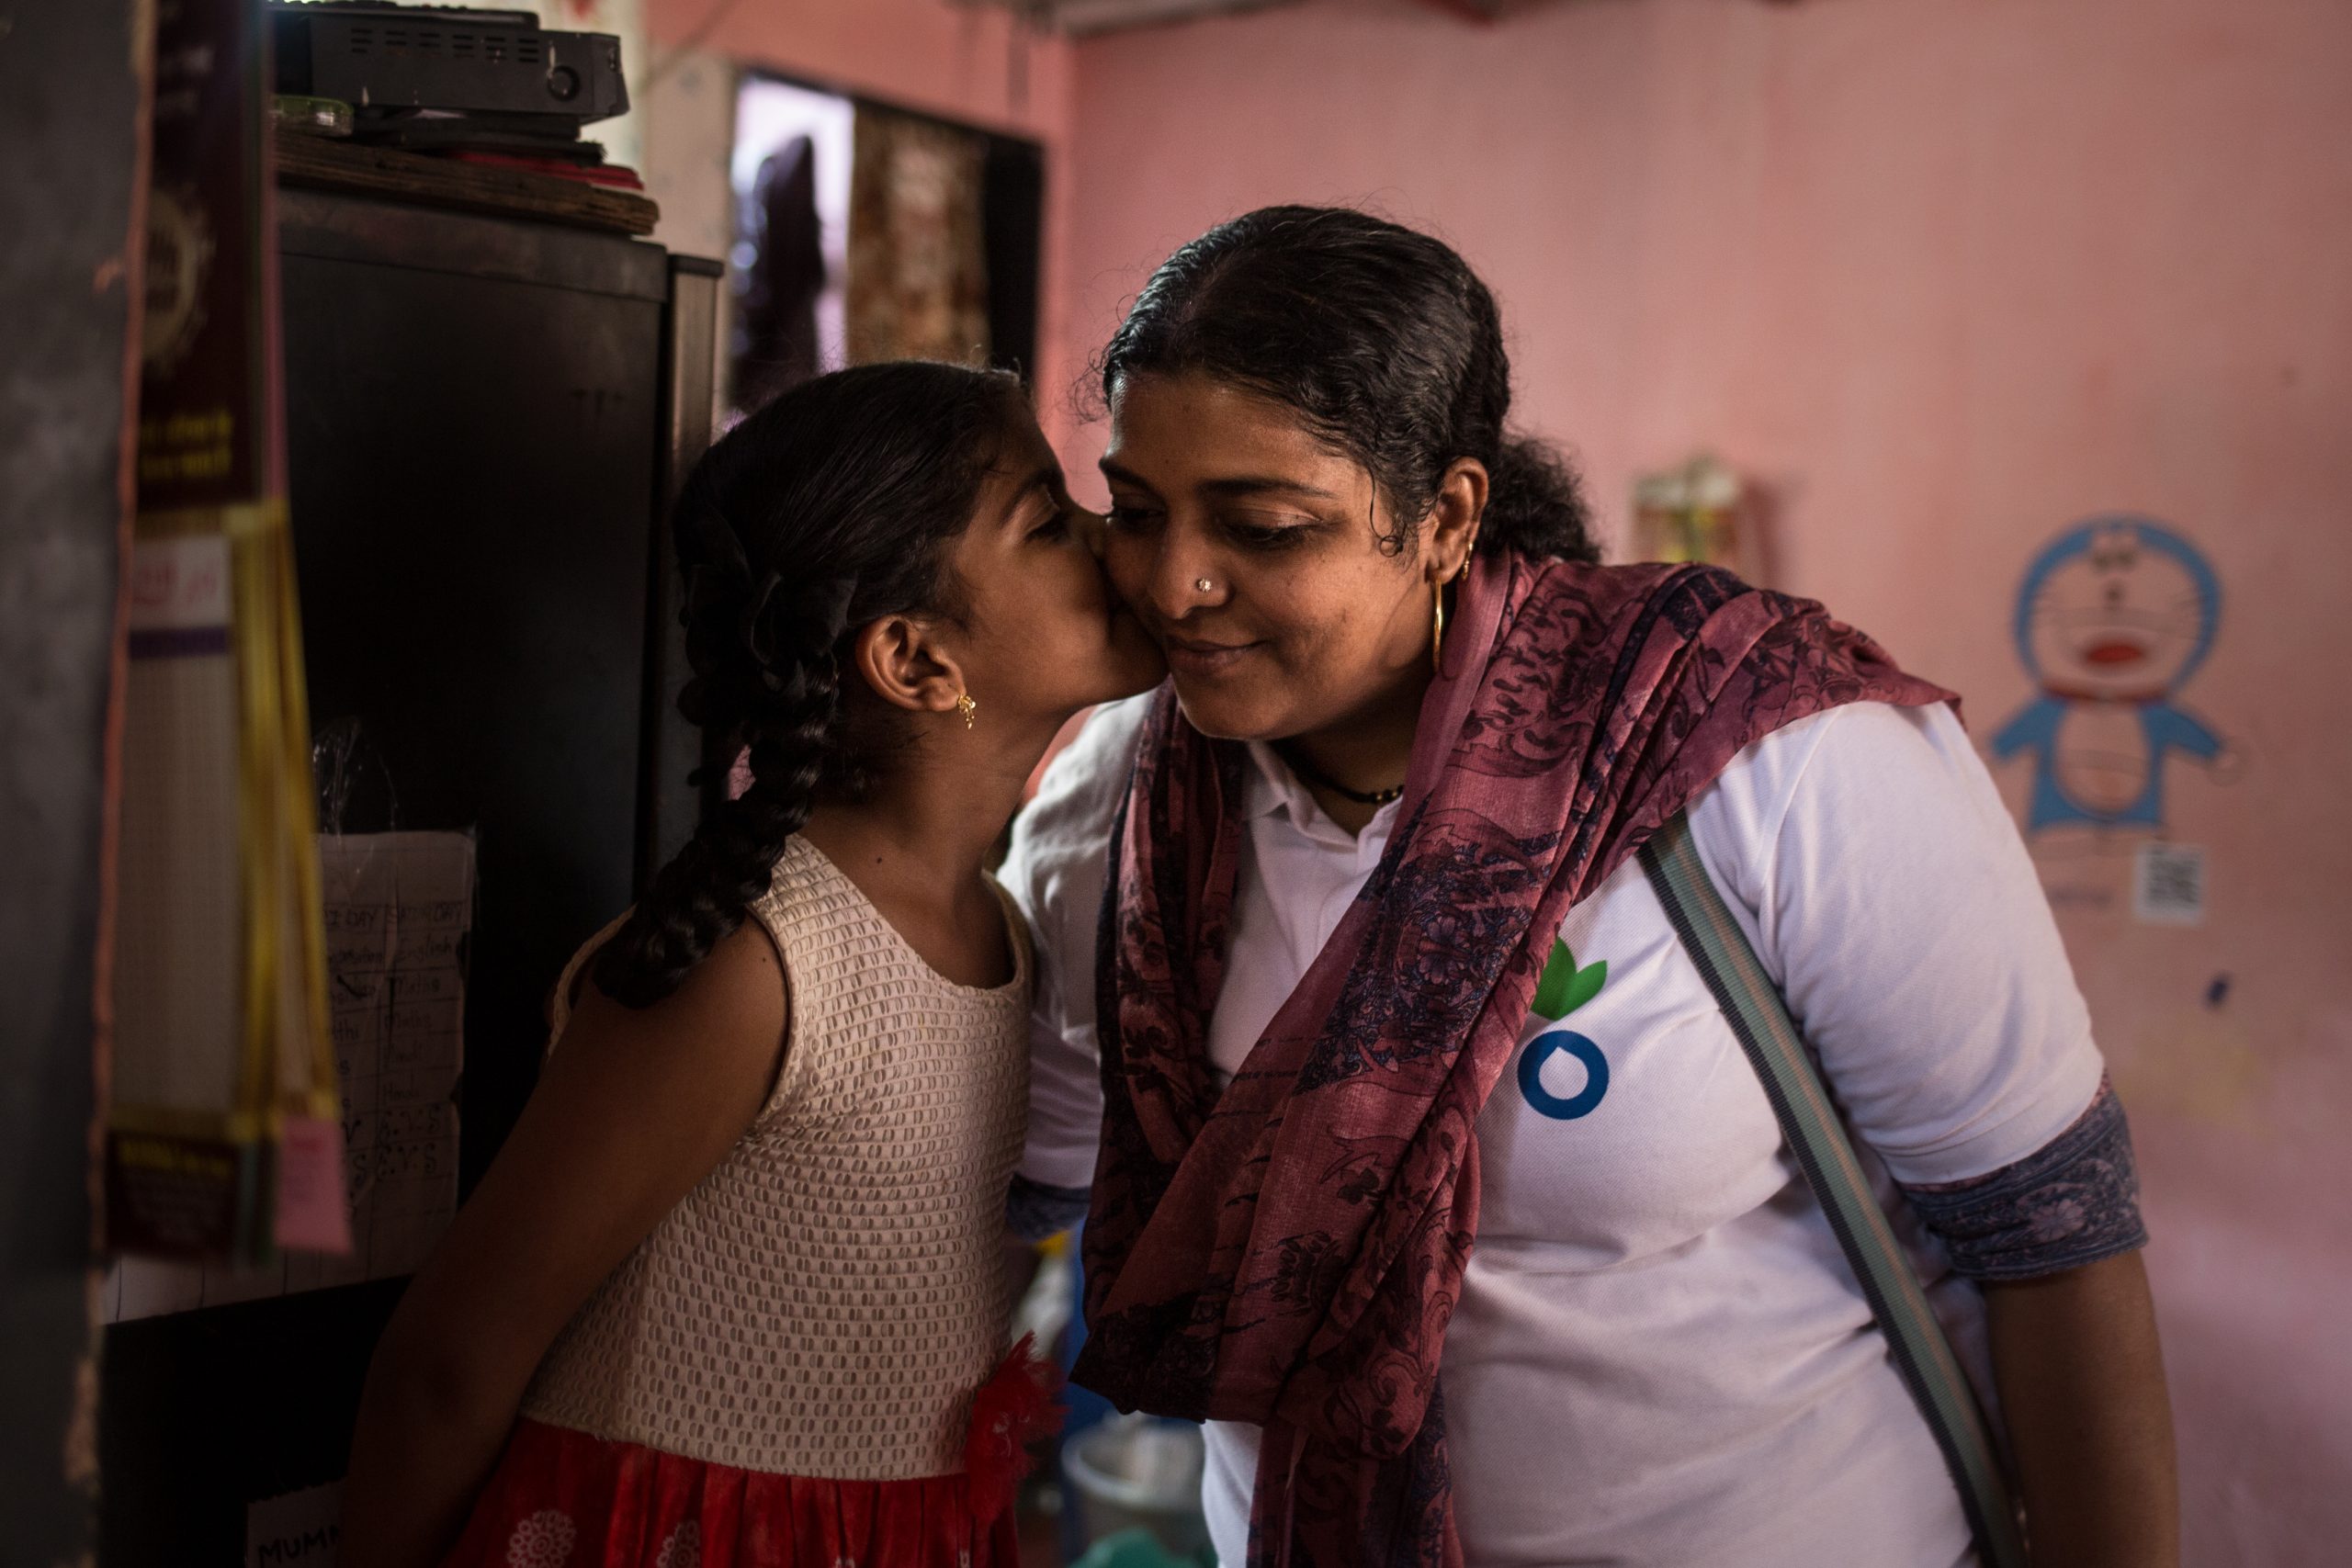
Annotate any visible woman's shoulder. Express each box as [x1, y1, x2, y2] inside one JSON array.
[[1000, 694, 1156, 981], [1005, 694, 1154, 888], [1696, 698, 1973, 838], [1680, 698, 1986, 908], [1032, 694, 1157, 827]]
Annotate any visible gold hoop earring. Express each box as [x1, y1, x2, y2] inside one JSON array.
[[956, 692, 978, 729], [1431, 578, 1447, 675]]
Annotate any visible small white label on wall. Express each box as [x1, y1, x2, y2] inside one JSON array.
[[2133, 841, 2208, 926], [247, 1481, 341, 1566]]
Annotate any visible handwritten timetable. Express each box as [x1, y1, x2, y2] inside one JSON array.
[[107, 831, 475, 1320]]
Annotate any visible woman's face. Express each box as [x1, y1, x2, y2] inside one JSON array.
[[943, 400, 1166, 730], [1099, 373, 1448, 743]]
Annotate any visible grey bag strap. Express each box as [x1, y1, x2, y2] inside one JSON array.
[[1638, 812, 2030, 1568]]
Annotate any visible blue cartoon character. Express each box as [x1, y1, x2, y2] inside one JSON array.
[[1993, 515, 2230, 833]]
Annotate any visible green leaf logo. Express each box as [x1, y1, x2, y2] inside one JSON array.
[[1531, 938, 1608, 1021]]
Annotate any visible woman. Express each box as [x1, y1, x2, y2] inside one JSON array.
[[1005, 209, 2176, 1568]]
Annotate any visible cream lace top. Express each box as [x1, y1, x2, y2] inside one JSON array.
[[520, 835, 1033, 1479]]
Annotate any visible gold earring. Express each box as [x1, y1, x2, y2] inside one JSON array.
[[956, 692, 978, 729], [1430, 545, 1476, 674], [1431, 577, 1447, 675]]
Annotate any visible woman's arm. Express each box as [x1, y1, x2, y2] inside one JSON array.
[[1694, 702, 2177, 1561], [1897, 1083, 2169, 1564], [1986, 1250, 2179, 1568], [339, 922, 788, 1568]]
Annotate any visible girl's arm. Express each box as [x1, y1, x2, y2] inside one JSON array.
[[340, 922, 789, 1568], [1986, 1252, 2179, 1567]]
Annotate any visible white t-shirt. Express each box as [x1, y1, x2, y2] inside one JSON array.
[[1005, 696, 2105, 1568]]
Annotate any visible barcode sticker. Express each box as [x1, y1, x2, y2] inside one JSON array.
[[2133, 841, 2207, 926]]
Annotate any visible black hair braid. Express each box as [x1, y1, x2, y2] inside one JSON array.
[[594, 568, 854, 1008], [1099, 204, 1599, 565], [588, 360, 1020, 1009]]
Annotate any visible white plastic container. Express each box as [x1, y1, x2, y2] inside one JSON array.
[[1063, 1414, 1211, 1560]]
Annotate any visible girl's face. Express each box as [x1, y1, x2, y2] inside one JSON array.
[[1099, 373, 1454, 743], [939, 401, 1166, 731]]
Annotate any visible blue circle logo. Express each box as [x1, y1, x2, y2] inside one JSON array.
[[1517, 1031, 1610, 1120]]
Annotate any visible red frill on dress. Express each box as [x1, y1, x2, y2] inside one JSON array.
[[961, 1334, 1062, 1529], [443, 1341, 1064, 1568]]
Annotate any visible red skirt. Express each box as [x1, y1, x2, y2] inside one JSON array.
[[442, 1419, 1024, 1568]]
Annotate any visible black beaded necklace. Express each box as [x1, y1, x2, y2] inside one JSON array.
[[1283, 748, 1406, 807]]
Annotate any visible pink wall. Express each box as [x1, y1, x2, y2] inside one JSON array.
[[646, 0, 1081, 439], [1058, 0, 2352, 1561]]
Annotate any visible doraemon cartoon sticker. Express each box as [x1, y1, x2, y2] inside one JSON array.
[[1991, 515, 2232, 836]]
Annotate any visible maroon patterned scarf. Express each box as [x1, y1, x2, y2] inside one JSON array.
[[1074, 552, 1953, 1568]]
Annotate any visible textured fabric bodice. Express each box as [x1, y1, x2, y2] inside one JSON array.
[[521, 836, 1032, 1479]]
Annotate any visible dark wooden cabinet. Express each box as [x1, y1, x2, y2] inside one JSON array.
[[99, 189, 718, 1565]]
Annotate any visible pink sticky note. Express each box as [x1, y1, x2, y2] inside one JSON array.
[[276, 1115, 355, 1255]]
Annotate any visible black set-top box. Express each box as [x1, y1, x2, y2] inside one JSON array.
[[270, 2, 628, 125]]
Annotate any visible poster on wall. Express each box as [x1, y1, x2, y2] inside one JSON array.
[[845, 104, 990, 367], [1988, 513, 2237, 921]]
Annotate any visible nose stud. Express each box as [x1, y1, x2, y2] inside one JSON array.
[[1194, 578, 1215, 593]]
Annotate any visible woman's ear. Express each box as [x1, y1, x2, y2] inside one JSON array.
[[847, 615, 967, 716], [1426, 457, 1489, 581]]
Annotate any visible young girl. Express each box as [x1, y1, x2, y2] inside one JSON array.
[[342, 362, 1164, 1568]]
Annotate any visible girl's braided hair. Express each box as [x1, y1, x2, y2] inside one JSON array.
[[594, 361, 1022, 1008]]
